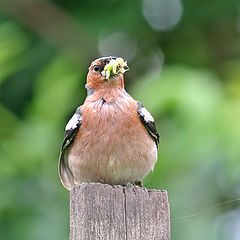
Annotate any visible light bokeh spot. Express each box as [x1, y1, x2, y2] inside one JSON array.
[[98, 31, 137, 60], [142, 0, 183, 31]]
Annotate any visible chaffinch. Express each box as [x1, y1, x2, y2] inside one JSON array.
[[59, 56, 159, 190]]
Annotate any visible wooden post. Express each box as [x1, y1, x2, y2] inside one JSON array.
[[70, 183, 170, 240]]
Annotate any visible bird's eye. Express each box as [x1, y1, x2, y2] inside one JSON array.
[[93, 65, 101, 72]]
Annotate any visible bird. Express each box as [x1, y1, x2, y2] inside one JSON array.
[[58, 56, 160, 190]]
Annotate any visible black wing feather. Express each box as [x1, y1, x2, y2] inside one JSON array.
[[58, 107, 82, 190], [137, 102, 160, 146]]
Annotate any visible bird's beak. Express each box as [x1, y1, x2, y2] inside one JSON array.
[[101, 57, 129, 80]]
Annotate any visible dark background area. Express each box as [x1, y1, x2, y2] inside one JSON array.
[[0, 0, 240, 239]]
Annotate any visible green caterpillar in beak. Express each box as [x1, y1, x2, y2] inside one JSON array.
[[102, 58, 129, 79]]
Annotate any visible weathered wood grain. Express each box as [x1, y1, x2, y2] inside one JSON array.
[[70, 183, 170, 240]]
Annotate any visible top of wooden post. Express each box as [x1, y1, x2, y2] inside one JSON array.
[[70, 183, 170, 240]]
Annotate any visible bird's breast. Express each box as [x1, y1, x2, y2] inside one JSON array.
[[83, 94, 137, 130]]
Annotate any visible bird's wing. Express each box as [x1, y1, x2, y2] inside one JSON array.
[[58, 107, 82, 190], [137, 102, 160, 146]]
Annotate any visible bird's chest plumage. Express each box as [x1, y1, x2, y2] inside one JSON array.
[[68, 95, 157, 185], [83, 98, 135, 137], [77, 97, 140, 158]]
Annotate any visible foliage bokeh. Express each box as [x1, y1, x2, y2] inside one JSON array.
[[0, 0, 240, 239]]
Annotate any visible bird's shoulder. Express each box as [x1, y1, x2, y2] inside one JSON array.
[[61, 106, 82, 150], [136, 101, 160, 146]]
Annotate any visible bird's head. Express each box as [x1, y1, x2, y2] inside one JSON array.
[[86, 56, 129, 90]]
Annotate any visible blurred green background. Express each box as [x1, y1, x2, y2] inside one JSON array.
[[0, 0, 240, 239]]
